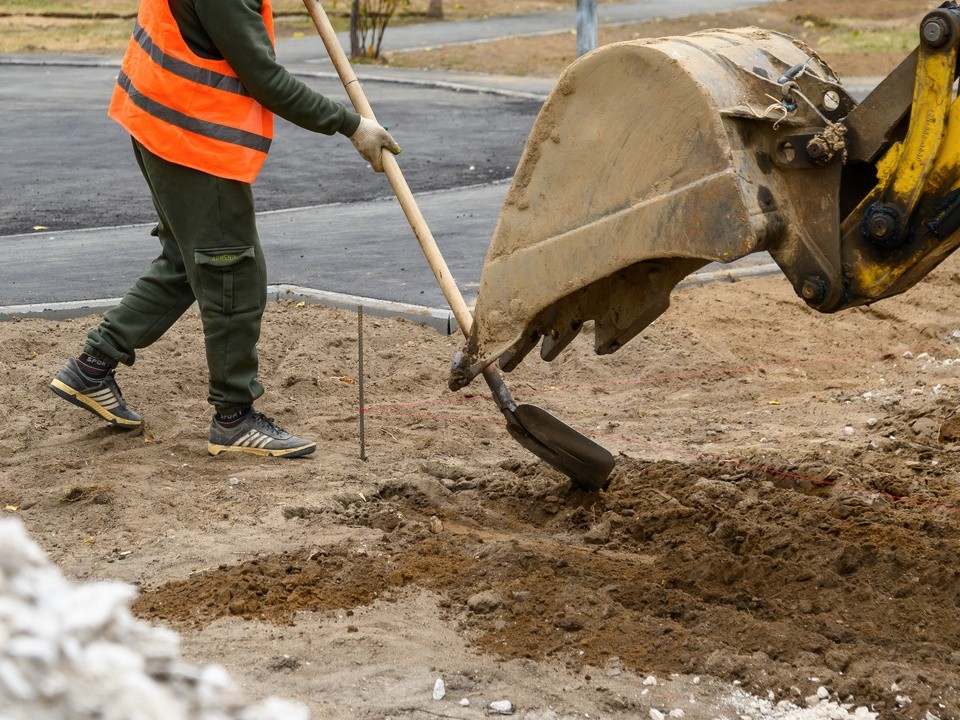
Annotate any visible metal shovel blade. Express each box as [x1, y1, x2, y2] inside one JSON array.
[[503, 404, 616, 490]]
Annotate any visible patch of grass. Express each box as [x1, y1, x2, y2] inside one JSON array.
[[273, 14, 323, 38], [0, 16, 132, 53], [0, 0, 323, 13], [792, 13, 834, 30], [0, 0, 136, 13], [817, 28, 917, 55], [0, 11, 351, 53], [0, 0, 430, 53]]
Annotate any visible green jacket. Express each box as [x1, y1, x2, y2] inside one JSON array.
[[168, 0, 362, 137]]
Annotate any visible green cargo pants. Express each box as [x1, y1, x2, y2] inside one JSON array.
[[84, 139, 267, 414]]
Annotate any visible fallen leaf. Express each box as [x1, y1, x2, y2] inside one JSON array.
[[334, 376, 356, 384]]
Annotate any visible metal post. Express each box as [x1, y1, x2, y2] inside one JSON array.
[[358, 305, 366, 461], [576, 0, 597, 57]]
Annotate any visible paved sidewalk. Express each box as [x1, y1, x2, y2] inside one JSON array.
[[0, 183, 513, 329]]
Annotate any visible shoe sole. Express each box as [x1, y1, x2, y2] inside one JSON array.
[[49, 379, 142, 430], [207, 442, 317, 458]]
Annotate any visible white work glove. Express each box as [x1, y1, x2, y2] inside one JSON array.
[[349, 116, 401, 172]]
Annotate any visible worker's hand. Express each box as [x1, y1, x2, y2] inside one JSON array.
[[349, 117, 401, 172]]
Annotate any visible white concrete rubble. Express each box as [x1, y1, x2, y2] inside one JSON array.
[[0, 518, 309, 720]]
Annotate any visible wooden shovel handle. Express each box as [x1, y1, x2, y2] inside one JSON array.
[[302, 3, 616, 488], [302, 0, 475, 336]]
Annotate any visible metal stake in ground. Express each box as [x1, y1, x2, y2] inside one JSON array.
[[358, 304, 366, 462], [302, 0, 616, 490]]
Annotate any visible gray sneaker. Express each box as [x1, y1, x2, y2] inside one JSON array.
[[49, 357, 143, 430], [208, 411, 316, 458]]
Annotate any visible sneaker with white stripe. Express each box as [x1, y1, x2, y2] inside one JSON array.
[[49, 357, 143, 429], [208, 410, 316, 458]]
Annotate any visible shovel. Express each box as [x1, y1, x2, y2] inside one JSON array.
[[302, 0, 616, 490]]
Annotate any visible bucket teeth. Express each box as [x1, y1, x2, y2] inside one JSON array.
[[540, 322, 583, 362], [594, 294, 670, 355], [498, 331, 541, 373]]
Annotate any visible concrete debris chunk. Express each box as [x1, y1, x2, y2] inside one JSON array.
[[488, 698, 514, 714], [0, 518, 308, 720], [726, 686, 879, 719]]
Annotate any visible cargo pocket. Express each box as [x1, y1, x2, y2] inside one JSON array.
[[194, 246, 259, 314]]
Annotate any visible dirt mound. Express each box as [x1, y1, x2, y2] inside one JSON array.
[[134, 446, 960, 717]]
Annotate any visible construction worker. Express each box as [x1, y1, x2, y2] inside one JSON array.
[[49, 0, 400, 458]]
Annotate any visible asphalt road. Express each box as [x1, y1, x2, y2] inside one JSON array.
[[0, 64, 539, 236], [10, 0, 776, 237], [0, 61, 544, 313]]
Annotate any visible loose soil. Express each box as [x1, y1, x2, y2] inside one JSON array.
[[4, 254, 960, 718]]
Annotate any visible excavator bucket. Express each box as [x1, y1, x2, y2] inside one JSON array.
[[450, 28, 858, 388]]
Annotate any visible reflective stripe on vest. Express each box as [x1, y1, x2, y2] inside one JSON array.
[[108, 0, 275, 183]]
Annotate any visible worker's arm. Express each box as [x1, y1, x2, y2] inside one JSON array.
[[187, 0, 362, 137]]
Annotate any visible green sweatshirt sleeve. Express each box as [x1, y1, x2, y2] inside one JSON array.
[[193, 0, 361, 137]]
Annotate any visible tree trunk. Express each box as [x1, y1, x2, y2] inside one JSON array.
[[427, 0, 443, 19], [349, 0, 361, 58]]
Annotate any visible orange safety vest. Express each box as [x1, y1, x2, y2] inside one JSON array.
[[108, 0, 275, 183]]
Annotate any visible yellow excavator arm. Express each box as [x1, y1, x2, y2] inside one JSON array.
[[451, 2, 960, 390]]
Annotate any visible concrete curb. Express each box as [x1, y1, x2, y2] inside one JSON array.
[[0, 58, 882, 104], [291, 68, 551, 100], [678, 262, 781, 288], [0, 55, 550, 100], [0, 285, 455, 334], [271, 284, 455, 333], [0, 265, 781, 333]]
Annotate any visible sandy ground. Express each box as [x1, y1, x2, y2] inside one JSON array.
[[4, 250, 960, 718], [5, 1, 960, 718]]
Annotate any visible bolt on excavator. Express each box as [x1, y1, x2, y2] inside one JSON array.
[[450, 2, 960, 488]]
